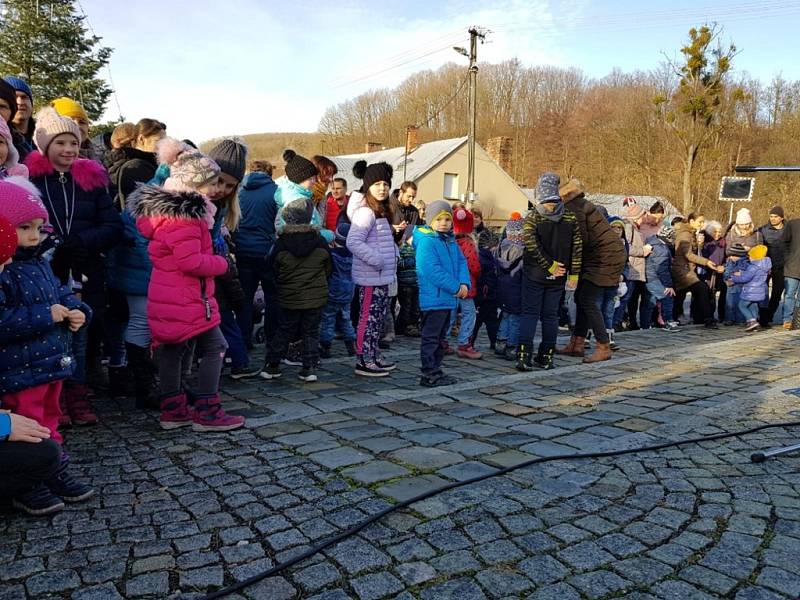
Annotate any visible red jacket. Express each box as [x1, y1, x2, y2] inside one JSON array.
[[325, 194, 348, 231], [456, 235, 481, 299], [132, 184, 227, 346]]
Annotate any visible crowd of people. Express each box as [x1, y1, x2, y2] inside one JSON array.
[[0, 73, 797, 517]]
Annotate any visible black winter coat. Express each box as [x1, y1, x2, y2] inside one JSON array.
[[759, 223, 786, 269], [268, 224, 332, 310], [782, 219, 800, 279], [107, 146, 158, 208]]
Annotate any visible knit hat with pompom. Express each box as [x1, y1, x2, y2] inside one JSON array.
[[157, 137, 220, 193], [0, 215, 16, 264], [283, 149, 317, 184], [33, 107, 81, 154], [0, 177, 49, 226]]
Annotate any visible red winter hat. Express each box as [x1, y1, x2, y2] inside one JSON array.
[[453, 207, 474, 235], [0, 215, 16, 264], [0, 177, 49, 226]]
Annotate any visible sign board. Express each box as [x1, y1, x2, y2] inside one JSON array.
[[719, 176, 755, 202]]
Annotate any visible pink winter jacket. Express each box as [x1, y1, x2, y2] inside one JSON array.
[[131, 184, 227, 346]]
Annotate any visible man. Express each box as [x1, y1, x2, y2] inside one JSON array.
[[2, 76, 34, 160], [50, 97, 102, 161], [759, 206, 786, 327], [324, 177, 349, 231]]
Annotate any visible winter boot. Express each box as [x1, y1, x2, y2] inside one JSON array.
[[503, 345, 517, 361], [515, 344, 533, 371], [64, 383, 98, 425], [192, 394, 245, 432], [533, 347, 555, 370], [457, 344, 483, 359], [126, 343, 160, 410], [159, 392, 193, 430], [344, 340, 356, 357], [556, 336, 585, 358], [107, 366, 132, 401], [583, 341, 612, 364]]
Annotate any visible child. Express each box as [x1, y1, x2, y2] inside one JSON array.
[[733, 244, 772, 332], [495, 215, 524, 360], [0, 119, 29, 179], [320, 222, 355, 359], [414, 201, 470, 387], [518, 172, 582, 370], [0, 178, 94, 515], [396, 236, 420, 337], [132, 138, 244, 432], [604, 216, 628, 348], [723, 243, 749, 325], [262, 199, 332, 381], [471, 229, 500, 350], [25, 108, 122, 426], [644, 226, 679, 332], [453, 208, 483, 359]]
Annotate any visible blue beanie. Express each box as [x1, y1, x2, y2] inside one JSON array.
[[3, 76, 32, 100]]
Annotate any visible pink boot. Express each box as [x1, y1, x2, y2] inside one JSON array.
[[64, 383, 98, 426], [159, 393, 192, 430], [192, 394, 245, 432]]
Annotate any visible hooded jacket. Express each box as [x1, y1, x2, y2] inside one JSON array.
[[268, 224, 332, 309], [495, 239, 524, 314], [234, 171, 278, 258], [644, 234, 674, 290], [107, 146, 158, 208], [132, 184, 228, 345], [25, 151, 122, 287], [733, 249, 771, 302], [671, 222, 713, 290], [346, 192, 398, 287], [274, 176, 332, 243], [413, 225, 470, 312], [0, 245, 90, 394]]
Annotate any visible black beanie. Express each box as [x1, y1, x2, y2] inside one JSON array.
[[283, 149, 317, 184], [770, 205, 785, 219], [0, 80, 17, 124], [209, 139, 247, 182], [362, 162, 393, 192]]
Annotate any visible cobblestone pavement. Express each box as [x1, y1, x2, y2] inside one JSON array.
[[2, 326, 800, 599]]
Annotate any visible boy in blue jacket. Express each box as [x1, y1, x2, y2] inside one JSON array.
[[414, 200, 470, 387], [643, 226, 679, 332], [320, 223, 356, 358]]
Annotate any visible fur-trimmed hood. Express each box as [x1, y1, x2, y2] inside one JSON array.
[[24, 150, 108, 191], [130, 183, 210, 220]]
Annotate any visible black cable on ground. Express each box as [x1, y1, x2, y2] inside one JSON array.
[[200, 419, 800, 599]]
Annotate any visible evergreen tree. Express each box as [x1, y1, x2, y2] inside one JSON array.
[[0, 0, 113, 120]]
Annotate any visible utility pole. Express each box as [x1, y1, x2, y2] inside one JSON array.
[[466, 27, 486, 199]]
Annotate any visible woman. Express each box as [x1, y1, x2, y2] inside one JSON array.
[[346, 162, 398, 376], [638, 201, 665, 240], [673, 212, 723, 327], [622, 201, 652, 329], [702, 220, 727, 322], [725, 208, 762, 255]]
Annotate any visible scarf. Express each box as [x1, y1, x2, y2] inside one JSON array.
[[535, 201, 565, 222]]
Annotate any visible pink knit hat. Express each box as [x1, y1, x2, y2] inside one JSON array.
[[33, 107, 81, 154], [623, 198, 646, 220], [0, 215, 16, 263], [0, 177, 49, 226], [157, 137, 220, 193]]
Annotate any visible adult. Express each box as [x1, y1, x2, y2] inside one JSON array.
[[725, 208, 763, 254], [701, 221, 727, 322], [672, 212, 723, 327], [395, 181, 420, 231], [107, 118, 166, 208], [110, 122, 136, 150], [758, 206, 786, 326], [557, 179, 626, 363], [622, 201, 653, 329], [781, 217, 800, 329], [638, 201, 665, 240], [234, 160, 279, 349], [324, 177, 349, 231], [472, 206, 486, 234], [392, 181, 421, 337], [2, 76, 34, 160]]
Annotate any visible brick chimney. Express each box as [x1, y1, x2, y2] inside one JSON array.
[[405, 125, 419, 154], [365, 141, 383, 153], [486, 136, 513, 175]]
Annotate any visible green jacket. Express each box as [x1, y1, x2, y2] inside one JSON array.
[[269, 224, 332, 309]]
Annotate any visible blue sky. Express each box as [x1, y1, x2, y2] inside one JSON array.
[[82, 0, 800, 141]]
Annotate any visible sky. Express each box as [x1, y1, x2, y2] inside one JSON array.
[[80, 0, 800, 142]]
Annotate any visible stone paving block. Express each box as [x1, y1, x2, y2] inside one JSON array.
[[476, 539, 525, 564], [438, 461, 498, 481], [734, 586, 787, 600], [430, 549, 481, 575], [395, 561, 437, 586], [439, 438, 498, 456], [527, 582, 582, 600], [351, 571, 404, 600], [420, 577, 488, 600], [483, 449, 535, 468], [327, 537, 391, 575], [493, 403, 538, 416], [517, 555, 569, 583], [756, 566, 800, 598], [125, 572, 170, 598], [242, 576, 296, 600], [699, 547, 758, 579], [558, 541, 614, 570], [389, 447, 464, 469], [342, 460, 410, 484], [293, 562, 342, 593], [25, 569, 80, 595], [651, 580, 718, 600], [309, 446, 372, 469], [570, 569, 631, 597], [376, 475, 450, 502], [476, 568, 534, 597], [355, 436, 411, 453], [71, 583, 125, 600], [680, 565, 738, 595]]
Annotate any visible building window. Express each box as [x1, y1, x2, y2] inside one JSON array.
[[443, 173, 459, 199]]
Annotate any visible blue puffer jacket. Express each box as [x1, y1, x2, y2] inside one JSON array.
[[413, 225, 469, 311], [733, 256, 772, 302], [328, 246, 355, 304], [495, 239, 523, 314], [0, 247, 91, 394], [234, 172, 278, 258], [645, 235, 674, 290]]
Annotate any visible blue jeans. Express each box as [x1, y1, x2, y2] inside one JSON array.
[[613, 281, 633, 327], [236, 255, 278, 349], [783, 277, 800, 324], [125, 294, 151, 348], [219, 309, 250, 369], [601, 286, 617, 329], [518, 278, 562, 352], [726, 285, 744, 323], [451, 298, 477, 347], [320, 300, 356, 345], [739, 299, 760, 322], [498, 312, 520, 346], [644, 284, 675, 326]]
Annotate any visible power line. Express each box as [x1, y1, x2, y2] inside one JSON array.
[[413, 74, 469, 130]]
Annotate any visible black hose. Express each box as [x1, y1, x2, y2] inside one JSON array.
[[200, 419, 800, 599]]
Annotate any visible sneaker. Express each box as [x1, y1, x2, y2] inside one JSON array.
[[664, 321, 680, 332], [705, 320, 719, 329], [375, 359, 397, 371], [457, 345, 483, 359], [229, 365, 261, 380], [783, 322, 793, 330], [404, 326, 421, 337], [260, 364, 282, 380], [298, 368, 318, 382], [318, 344, 332, 359], [45, 467, 95, 503], [419, 373, 457, 387], [745, 321, 760, 332], [281, 357, 302, 367], [355, 361, 390, 378], [12, 485, 65, 516]]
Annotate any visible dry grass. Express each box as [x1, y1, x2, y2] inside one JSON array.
[[201, 132, 324, 177]]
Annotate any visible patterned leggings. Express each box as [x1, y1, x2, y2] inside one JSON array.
[[356, 285, 389, 363]]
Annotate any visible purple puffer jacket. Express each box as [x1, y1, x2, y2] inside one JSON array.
[[733, 256, 771, 302], [346, 192, 398, 287]]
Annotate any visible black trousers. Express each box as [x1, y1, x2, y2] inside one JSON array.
[[266, 308, 322, 368], [678, 281, 713, 324], [573, 280, 611, 343], [761, 265, 785, 325], [0, 438, 62, 499], [473, 300, 500, 346], [396, 284, 420, 333], [420, 309, 450, 375]]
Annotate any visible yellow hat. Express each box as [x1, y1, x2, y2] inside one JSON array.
[[50, 97, 88, 121], [748, 244, 768, 261]]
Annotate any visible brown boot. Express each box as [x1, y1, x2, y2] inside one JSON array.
[[556, 336, 585, 357], [583, 341, 612, 364]]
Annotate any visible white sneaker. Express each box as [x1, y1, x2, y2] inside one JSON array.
[[664, 321, 679, 332]]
